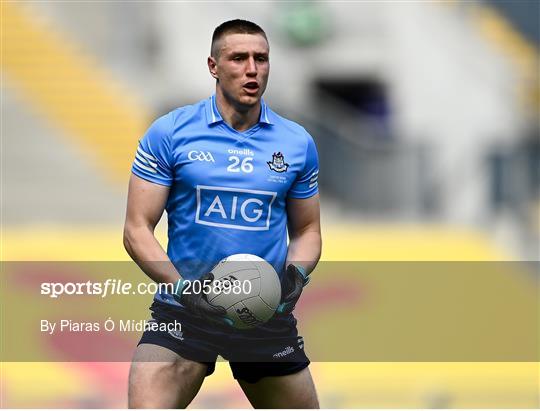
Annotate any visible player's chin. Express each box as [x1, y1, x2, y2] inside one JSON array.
[[238, 93, 261, 107]]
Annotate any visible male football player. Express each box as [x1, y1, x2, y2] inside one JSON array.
[[124, 19, 321, 408]]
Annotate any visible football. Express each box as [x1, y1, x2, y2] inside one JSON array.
[[207, 254, 281, 329]]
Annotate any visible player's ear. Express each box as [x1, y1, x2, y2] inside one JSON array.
[[208, 56, 218, 80]]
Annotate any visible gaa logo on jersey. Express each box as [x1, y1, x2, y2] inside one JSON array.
[[195, 186, 276, 231], [188, 150, 215, 162]]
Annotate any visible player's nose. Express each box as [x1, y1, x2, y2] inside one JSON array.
[[246, 57, 257, 75]]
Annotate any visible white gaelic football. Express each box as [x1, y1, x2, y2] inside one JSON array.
[[207, 254, 281, 329]]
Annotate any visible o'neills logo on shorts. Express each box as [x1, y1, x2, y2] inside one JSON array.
[[273, 346, 295, 358], [236, 307, 262, 326]]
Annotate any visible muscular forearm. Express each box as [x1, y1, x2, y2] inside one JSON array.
[[123, 224, 181, 285], [286, 230, 322, 274]]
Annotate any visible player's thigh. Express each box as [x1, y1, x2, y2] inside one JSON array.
[[128, 343, 208, 409], [238, 366, 319, 409]]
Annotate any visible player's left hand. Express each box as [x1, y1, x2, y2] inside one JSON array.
[[276, 264, 310, 315]]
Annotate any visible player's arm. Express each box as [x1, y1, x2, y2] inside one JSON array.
[[286, 193, 322, 274], [123, 173, 180, 284], [124, 173, 229, 322], [277, 194, 321, 315]]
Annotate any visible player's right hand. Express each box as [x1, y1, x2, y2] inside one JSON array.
[[173, 272, 233, 326]]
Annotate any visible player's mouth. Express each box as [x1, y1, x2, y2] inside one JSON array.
[[242, 81, 259, 95]]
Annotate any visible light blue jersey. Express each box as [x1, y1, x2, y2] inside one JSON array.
[[132, 95, 319, 305]]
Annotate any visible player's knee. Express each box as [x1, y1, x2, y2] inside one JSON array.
[[128, 362, 178, 408]]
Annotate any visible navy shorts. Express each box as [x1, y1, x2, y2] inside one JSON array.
[[138, 301, 310, 383]]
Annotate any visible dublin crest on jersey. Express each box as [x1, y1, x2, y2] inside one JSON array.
[[267, 152, 289, 173]]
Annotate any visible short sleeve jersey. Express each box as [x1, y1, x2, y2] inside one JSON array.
[[132, 95, 319, 305]]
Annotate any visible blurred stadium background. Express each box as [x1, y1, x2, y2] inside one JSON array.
[[1, 0, 538, 408]]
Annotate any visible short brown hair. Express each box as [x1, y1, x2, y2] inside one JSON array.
[[211, 19, 267, 58]]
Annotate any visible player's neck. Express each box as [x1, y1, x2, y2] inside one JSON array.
[[215, 92, 260, 132]]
